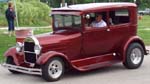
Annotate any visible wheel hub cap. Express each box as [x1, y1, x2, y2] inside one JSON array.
[[48, 60, 63, 79], [130, 48, 142, 65]]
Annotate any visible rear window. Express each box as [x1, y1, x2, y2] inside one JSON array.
[[115, 10, 129, 16], [109, 9, 130, 25]]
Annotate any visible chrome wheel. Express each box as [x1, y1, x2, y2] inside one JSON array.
[[130, 48, 142, 65], [42, 57, 64, 81], [123, 43, 144, 69], [48, 60, 63, 79]]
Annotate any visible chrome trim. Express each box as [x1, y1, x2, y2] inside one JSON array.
[[24, 35, 42, 63], [1, 63, 41, 75], [24, 35, 42, 55], [24, 51, 36, 54], [27, 35, 40, 47]]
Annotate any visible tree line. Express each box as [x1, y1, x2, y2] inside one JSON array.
[[40, 0, 150, 9]]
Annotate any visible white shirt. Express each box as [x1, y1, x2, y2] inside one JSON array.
[[91, 20, 107, 28]]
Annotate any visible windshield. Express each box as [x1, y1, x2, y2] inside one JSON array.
[[53, 14, 81, 30]]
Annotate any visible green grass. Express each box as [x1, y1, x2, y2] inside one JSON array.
[[138, 30, 150, 45], [138, 15, 150, 29], [0, 15, 150, 62], [0, 31, 16, 62], [138, 15, 150, 45]]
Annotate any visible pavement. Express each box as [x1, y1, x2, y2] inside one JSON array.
[[0, 47, 150, 84]]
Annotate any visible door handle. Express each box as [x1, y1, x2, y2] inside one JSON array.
[[107, 29, 110, 32]]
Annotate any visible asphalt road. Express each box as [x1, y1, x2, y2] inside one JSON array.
[[0, 47, 150, 84]]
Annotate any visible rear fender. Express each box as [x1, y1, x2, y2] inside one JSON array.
[[121, 36, 146, 62]]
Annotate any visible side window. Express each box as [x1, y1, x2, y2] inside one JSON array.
[[109, 9, 130, 25], [73, 16, 81, 27], [64, 15, 72, 26], [85, 12, 107, 28]]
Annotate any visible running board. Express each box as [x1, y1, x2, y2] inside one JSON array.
[[79, 61, 119, 71], [71, 53, 120, 71], [1, 63, 41, 75]]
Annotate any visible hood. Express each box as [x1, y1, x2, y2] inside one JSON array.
[[35, 30, 81, 52], [36, 30, 80, 45]]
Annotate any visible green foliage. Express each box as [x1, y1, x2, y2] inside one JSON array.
[[16, 0, 51, 26], [16, 1, 51, 26], [0, 3, 7, 26], [0, 15, 7, 26], [0, 0, 51, 27], [138, 0, 150, 9]]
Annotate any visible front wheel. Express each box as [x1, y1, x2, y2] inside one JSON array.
[[123, 43, 144, 69], [41, 57, 65, 82]]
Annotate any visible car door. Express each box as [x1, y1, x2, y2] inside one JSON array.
[[83, 12, 113, 57], [108, 9, 131, 53]]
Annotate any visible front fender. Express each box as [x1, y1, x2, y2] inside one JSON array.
[[37, 51, 70, 65], [4, 47, 23, 65], [121, 36, 146, 62]]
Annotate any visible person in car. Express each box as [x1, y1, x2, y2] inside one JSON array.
[[91, 14, 107, 28]]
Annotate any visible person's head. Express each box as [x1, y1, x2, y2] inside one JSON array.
[[8, 2, 13, 8], [96, 14, 102, 22]]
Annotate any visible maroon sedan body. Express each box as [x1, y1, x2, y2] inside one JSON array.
[[3, 3, 148, 81]]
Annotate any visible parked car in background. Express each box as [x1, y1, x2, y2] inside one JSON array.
[[2, 3, 148, 82], [138, 8, 150, 15]]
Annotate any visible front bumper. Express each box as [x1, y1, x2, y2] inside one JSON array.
[[2, 63, 41, 75]]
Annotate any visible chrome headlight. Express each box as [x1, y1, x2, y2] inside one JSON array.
[[34, 45, 42, 55], [16, 42, 23, 52]]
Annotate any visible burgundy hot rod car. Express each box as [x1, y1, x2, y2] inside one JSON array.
[[2, 3, 148, 81]]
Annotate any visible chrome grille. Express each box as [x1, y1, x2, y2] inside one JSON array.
[[24, 42, 36, 63], [24, 42, 35, 52]]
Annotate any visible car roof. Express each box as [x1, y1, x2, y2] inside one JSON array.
[[52, 2, 136, 11]]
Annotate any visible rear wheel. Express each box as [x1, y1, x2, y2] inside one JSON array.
[[6, 57, 20, 74], [41, 57, 65, 82], [123, 43, 144, 69]]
